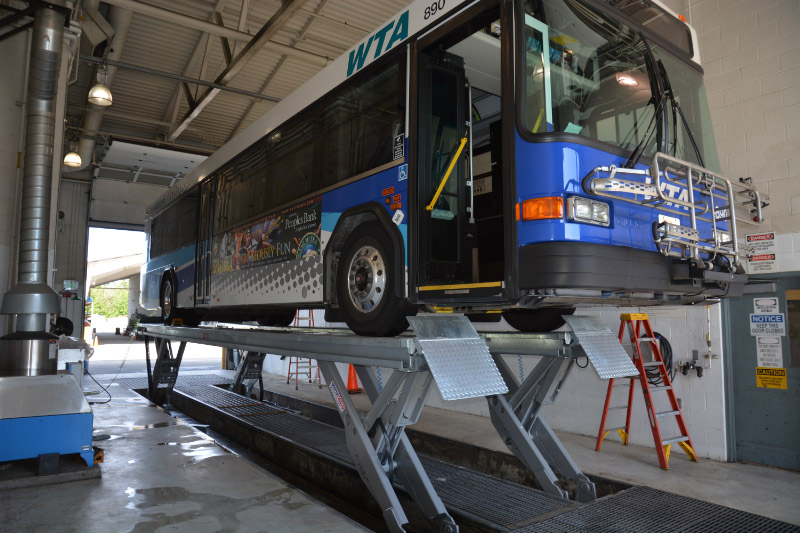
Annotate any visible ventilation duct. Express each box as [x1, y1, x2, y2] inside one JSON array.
[[1, 6, 67, 377]]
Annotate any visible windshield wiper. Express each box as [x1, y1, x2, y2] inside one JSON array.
[[624, 51, 665, 169], [657, 59, 705, 168], [623, 92, 666, 169]]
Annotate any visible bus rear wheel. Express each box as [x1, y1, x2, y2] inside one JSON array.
[[160, 275, 179, 325], [502, 307, 575, 333], [337, 223, 412, 336]]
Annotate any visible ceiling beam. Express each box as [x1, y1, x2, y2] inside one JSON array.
[[100, 0, 329, 67], [79, 55, 280, 102], [66, 124, 218, 153], [71, 106, 174, 128], [167, 0, 311, 142], [228, 0, 330, 140], [161, 0, 228, 127], [232, 0, 249, 56], [213, 12, 233, 65]]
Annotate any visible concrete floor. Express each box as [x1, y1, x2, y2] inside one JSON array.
[[0, 382, 366, 533]]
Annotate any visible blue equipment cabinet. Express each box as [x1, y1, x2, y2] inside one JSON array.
[[0, 373, 94, 467]]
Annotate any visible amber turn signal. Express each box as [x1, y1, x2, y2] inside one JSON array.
[[521, 197, 564, 221]]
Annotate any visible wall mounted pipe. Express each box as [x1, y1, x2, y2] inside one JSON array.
[[1, 6, 67, 332]]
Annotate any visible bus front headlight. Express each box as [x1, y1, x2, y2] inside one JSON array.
[[592, 202, 610, 225], [567, 196, 610, 227]]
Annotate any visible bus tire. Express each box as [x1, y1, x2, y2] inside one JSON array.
[[257, 309, 296, 327], [502, 307, 575, 333], [337, 222, 411, 336], [160, 274, 178, 325], [181, 312, 202, 327]]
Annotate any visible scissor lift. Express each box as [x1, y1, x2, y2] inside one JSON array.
[[138, 314, 637, 533]]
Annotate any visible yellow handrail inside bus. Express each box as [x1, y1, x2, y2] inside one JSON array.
[[426, 136, 468, 212], [532, 108, 544, 133]]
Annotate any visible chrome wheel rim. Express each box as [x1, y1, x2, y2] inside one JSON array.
[[163, 280, 173, 317], [347, 245, 386, 313]]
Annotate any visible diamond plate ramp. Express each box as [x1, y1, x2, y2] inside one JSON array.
[[408, 315, 508, 400], [564, 316, 638, 379]]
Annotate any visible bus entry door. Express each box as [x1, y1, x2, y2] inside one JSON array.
[[417, 51, 471, 285], [195, 179, 215, 305]]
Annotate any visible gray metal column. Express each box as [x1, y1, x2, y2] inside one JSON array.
[[1, 6, 65, 333]]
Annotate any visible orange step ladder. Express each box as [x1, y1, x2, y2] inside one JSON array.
[[286, 310, 322, 389], [595, 313, 698, 470]]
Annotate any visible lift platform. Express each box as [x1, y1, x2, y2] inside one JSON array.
[[137, 315, 639, 533]]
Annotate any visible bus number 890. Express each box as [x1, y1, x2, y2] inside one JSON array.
[[424, 0, 445, 20]]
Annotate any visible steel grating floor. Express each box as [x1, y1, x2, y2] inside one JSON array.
[[516, 486, 800, 533], [120, 375, 800, 533]]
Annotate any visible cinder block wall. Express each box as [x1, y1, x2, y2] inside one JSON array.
[[674, 0, 800, 268]]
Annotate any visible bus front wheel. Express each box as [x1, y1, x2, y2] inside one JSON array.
[[336, 223, 412, 337], [502, 307, 575, 333]]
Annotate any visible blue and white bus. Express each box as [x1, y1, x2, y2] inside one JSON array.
[[141, 0, 764, 336]]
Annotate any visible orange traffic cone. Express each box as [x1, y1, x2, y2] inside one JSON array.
[[93, 335, 99, 347], [346, 364, 362, 394]]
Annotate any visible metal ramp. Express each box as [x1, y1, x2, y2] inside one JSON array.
[[408, 315, 507, 400], [136, 316, 635, 532], [563, 315, 639, 379]]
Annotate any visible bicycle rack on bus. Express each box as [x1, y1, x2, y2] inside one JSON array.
[[583, 152, 766, 270]]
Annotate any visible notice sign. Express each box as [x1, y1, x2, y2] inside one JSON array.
[[755, 367, 788, 389], [746, 232, 777, 273], [756, 336, 783, 367], [753, 297, 779, 314], [749, 313, 786, 336]]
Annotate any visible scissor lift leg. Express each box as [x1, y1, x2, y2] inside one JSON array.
[[318, 361, 409, 532], [355, 366, 458, 532], [488, 355, 597, 503]]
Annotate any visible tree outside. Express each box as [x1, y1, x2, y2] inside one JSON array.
[[89, 279, 130, 319]]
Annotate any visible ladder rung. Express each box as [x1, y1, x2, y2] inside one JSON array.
[[662, 435, 689, 446], [655, 410, 680, 418], [614, 382, 631, 387], [650, 385, 672, 391], [608, 406, 628, 411], [636, 337, 657, 342], [642, 361, 664, 367]]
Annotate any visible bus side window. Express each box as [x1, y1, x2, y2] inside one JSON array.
[[176, 190, 197, 248], [319, 94, 354, 188], [270, 118, 315, 207], [150, 216, 161, 258], [317, 55, 405, 186]]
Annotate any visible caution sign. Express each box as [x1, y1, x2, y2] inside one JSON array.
[[755, 367, 787, 389]]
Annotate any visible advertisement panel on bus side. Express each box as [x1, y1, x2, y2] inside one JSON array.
[[212, 196, 322, 275]]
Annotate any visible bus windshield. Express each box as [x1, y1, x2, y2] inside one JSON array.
[[520, 0, 715, 167]]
